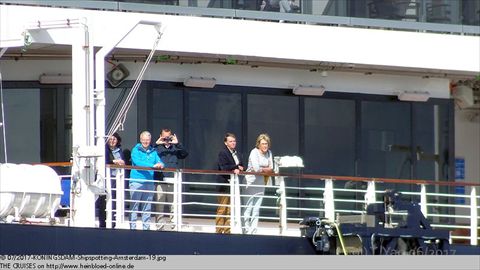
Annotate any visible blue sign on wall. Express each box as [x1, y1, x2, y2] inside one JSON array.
[[455, 158, 465, 180], [455, 158, 465, 204]]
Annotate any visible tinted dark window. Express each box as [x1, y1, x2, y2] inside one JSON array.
[[247, 94, 299, 156], [360, 101, 411, 180], [151, 88, 184, 144], [304, 98, 355, 175], [187, 90, 242, 171]]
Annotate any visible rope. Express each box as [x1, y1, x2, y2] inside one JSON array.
[[106, 87, 127, 130], [105, 33, 162, 142], [333, 222, 348, 256]]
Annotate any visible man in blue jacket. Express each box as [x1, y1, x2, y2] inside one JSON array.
[[129, 131, 164, 230]]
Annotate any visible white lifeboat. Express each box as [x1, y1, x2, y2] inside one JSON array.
[[0, 163, 63, 220]]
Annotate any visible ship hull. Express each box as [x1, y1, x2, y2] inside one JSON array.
[[1, 223, 478, 255], [0, 223, 316, 255]]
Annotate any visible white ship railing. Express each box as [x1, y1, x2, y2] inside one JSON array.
[[94, 165, 479, 246], [15, 163, 476, 246]]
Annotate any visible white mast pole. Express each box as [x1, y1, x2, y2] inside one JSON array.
[[71, 19, 96, 227]]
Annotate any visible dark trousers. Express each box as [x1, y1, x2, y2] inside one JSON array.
[[96, 179, 117, 228]]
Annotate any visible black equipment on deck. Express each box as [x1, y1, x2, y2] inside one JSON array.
[[301, 190, 452, 255]]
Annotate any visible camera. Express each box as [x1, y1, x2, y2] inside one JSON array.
[[162, 136, 173, 142]]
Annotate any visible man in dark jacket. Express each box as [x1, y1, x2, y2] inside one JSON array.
[[216, 133, 244, 234], [154, 128, 188, 229]]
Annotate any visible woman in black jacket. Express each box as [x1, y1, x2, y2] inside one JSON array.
[[97, 132, 125, 228]]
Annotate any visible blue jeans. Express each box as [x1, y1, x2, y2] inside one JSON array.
[[129, 181, 154, 230], [243, 194, 263, 234]]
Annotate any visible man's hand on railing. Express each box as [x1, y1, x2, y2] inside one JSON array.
[[234, 165, 245, 175], [153, 162, 164, 169]]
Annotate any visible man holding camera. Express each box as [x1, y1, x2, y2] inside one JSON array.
[[154, 128, 188, 230]]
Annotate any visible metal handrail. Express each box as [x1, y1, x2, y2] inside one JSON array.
[[103, 163, 480, 187]]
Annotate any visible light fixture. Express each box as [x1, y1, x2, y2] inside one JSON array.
[[39, 74, 72, 84], [106, 64, 130, 87], [183, 77, 216, 88], [292, 85, 326, 96], [397, 91, 430, 102]]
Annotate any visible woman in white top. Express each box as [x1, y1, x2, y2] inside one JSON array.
[[243, 133, 273, 234]]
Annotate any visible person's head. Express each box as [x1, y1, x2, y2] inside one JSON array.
[[160, 128, 172, 138], [156, 128, 174, 144], [255, 133, 271, 154], [108, 132, 122, 148], [139, 131, 152, 149], [224, 133, 237, 151]]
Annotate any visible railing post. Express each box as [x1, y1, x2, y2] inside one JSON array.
[[470, 187, 478, 246], [173, 171, 183, 232], [364, 180, 376, 206], [420, 184, 428, 218], [68, 176, 73, 227], [229, 174, 235, 233], [278, 176, 287, 235], [105, 167, 112, 228], [115, 169, 125, 227], [230, 174, 242, 234], [234, 174, 242, 233], [324, 179, 335, 221]]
